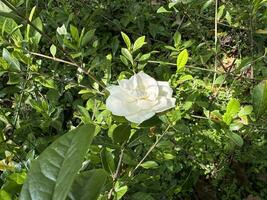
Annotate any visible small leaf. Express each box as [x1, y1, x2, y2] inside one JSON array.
[[120, 55, 129, 66], [217, 5, 225, 21], [81, 29, 95, 47], [70, 24, 79, 42], [77, 106, 92, 124], [227, 131, 244, 147], [223, 98, 240, 125], [238, 105, 253, 117], [173, 31, 181, 48], [133, 36, 146, 52], [100, 148, 115, 174], [177, 74, 193, 84], [140, 161, 159, 169], [57, 24, 67, 35], [50, 45, 57, 57], [214, 75, 226, 85], [176, 49, 189, 71], [26, 6, 36, 41], [252, 81, 267, 118], [138, 53, 151, 61], [20, 125, 95, 200], [115, 185, 128, 200], [121, 48, 134, 66], [121, 32, 131, 50], [157, 6, 170, 13], [68, 169, 107, 200], [2, 48, 20, 72]]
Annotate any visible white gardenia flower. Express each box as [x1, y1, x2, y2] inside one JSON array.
[[106, 71, 176, 124]]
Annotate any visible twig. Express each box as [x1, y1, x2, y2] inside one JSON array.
[[147, 60, 219, 73], [29, 51, 79, 67], [108, 147, 125, 200], [130, 125, 171, 176], [212, 0, 218, 88]]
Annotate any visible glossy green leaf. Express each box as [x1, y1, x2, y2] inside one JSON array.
[[20, 125, 95, 200], [140, 161, 159, 169], [176, 49, 189, 71], [121, 48, 133, 66], [2, 48, 20, 72], [252, 81, 267, 118], [223, 98, 240, 125], [26, 6, 36, 41], [50, 44, 57, 57], [157, 6, 170, 13], [121, 32, 131, 50], [70, 24, 79, 42], [67, 169, 107, 200], [115, 185, 128, 200], [133, 36, 146, 52], [138, 53, 151, 61], [31, 17, 43, 46]]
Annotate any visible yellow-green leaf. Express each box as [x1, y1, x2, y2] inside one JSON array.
[[176, 49, 189, 71]]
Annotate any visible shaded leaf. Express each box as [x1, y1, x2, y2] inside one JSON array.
[[252, 81, 267, 118], [112, 124, 131, 144], [20, 125, 95, 200], [68, 169, 107, 200]]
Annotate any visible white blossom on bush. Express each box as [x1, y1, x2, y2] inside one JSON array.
[[106, 71, 176, 124]]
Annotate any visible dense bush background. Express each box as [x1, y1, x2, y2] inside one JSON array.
[[0, 0, 266, 199]]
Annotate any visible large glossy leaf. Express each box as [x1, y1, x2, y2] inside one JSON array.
[[20, 124, 95, 200], [67, 169, 107, 200], [252, 81, 267, 118]]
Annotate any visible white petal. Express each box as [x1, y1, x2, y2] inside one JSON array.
[[152, 97, 176, 113], [157, 81, 173, 98], [137, 99, 158, 109], [137, 72, 159, 100], [125, 110, 155, 124], [106, 95, 140, 116], [118, 79, 132, 90], [106, 85, 125, 95]]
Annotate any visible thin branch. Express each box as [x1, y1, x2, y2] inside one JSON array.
[[130, 125, 171, 176], [29, 51, 79, 67], [148, 60, 219, 73], [212, 0, 218, 88], [108, 146, 125, 200]]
